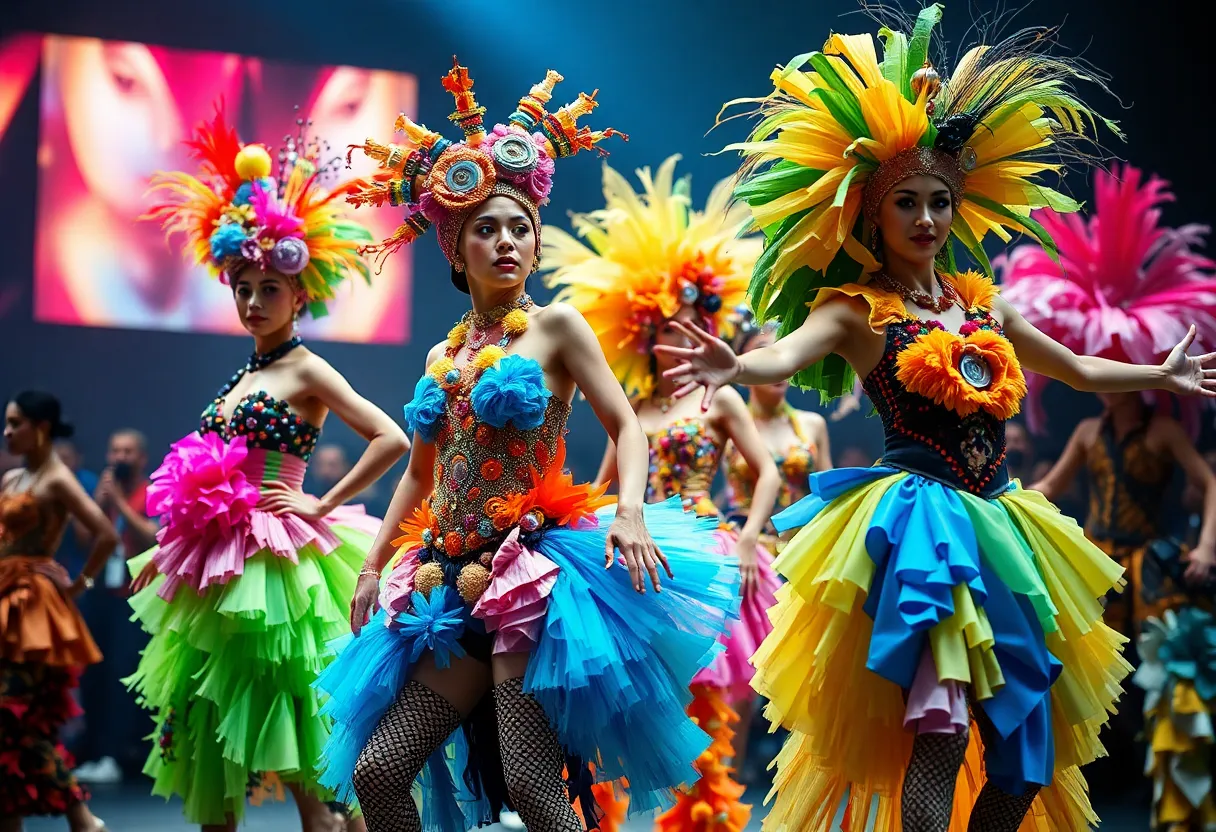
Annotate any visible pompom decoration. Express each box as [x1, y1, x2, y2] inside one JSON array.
[[234, 144, 273, 180], [209, 223, 248, 260], [403, 375, 448, 442], [471, 353, 552, 430], [271, 237, 311, 276], [412, 562, 446, 600], [234, 177, 276, 206]]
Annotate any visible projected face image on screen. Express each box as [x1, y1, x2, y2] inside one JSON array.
[[33, 36, 417, 344]]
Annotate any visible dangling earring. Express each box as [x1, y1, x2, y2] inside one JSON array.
[[530, 253, 541, 274], [868, 225, 883, 261], [292, 310, 300, 335], [453, 255, 466, 273]]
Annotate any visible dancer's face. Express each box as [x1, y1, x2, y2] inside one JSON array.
[[3, 403, 41, 456], [232, 266, 302, 337], [654, 305, 705, 373], [876, 174, 952, 268], [744, 330, 789, 403], [457, 196, 537, 293]]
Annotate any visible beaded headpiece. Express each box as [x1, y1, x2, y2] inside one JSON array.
[[144, 105, 373, 318], [346, 57, 625, 292], [724, 3, 1119, 399], [542, 155, 760, 399], [1002, 164, 1216, 436]]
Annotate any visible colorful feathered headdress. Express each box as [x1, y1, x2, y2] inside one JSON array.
[[724, 3, 1118, 399], [1001, 164, 1216, 434], [144, 105, 373, 317], [345, 57, 625, 291], [542, 155, 760, 399]]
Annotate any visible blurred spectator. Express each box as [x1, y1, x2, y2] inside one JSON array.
[[0, 446, 20, 476], [836, 445, 876, 470], [1005, 421, 1035, 482], [74, 428, 157, 781], [306, 442, 389, 518]]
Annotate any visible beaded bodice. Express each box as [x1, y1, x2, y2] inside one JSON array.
[[645, 418, 722, 516], [199, 369, 321, 463], [723, 415, 814, 517], [1085, 414, 1173, 545], [825, 272, 1025, 498], [0, 490, 58, 558]]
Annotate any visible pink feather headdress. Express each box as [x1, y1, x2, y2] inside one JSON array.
[[1001, 164, 1216, 434]]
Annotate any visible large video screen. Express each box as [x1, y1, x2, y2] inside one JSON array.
[[33, 35, 417, 343]]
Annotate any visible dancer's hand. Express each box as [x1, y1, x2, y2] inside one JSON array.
[[1162, 326, 1216, 398], [350, 573, 380, 635], [260, 482, 329, 520], [130, 560, 160, 594], [605, 506, 672, 594], [1185, 543, 1216, 584], [31, 560, 71, 591], [654, 321, 743, 411], [736, 538, 759, 597]]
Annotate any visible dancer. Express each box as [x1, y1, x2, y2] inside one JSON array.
[[313, 62, 740, 832], [128, 106, 409, 831], [721, 308, 834, 551], [652, 7, 1204, 830], [542, 155, 781, 831], [1, 391, 115, 832], [1002, 163, 1216, 824]]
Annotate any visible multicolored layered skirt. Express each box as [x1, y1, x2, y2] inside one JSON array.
[[125, 433, 381, 825], [314, 498, 741, 831], [1, 554, 101, 816], [753, 466, 1132, 832]]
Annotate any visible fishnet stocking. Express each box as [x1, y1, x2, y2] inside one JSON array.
[[900, 731, 971, 832], [967, 781, 1040, 832], [352, 681, 462, 832], [494, 677, 582, 832]]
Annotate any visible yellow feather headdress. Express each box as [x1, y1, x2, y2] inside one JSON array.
[[725, 4, 1120, 398], [542, 155, 761, 399]]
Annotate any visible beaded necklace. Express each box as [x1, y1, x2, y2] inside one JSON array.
[[869, 272, 958, 314], [430, 294, 534, 392]]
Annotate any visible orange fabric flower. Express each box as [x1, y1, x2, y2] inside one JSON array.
[[481, 459, 503, 481], [895, 329, 1026, 420], [391, 499, 438, 551]]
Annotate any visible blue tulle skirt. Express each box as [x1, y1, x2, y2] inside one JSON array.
[[314, 498, 739, 829]]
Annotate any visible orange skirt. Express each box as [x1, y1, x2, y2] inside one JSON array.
[[0, 556, 101, 667]]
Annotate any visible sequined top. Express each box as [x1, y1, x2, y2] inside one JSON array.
[[815, 272, 1023, 498], [722, 410, 815, 519], [1084, 414, 1174, 546], [0, 489, 60, 559], [199, 368, 321, 462], [645, 417, 723, 518]]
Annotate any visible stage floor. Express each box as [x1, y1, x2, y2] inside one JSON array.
[[23, 784, 1150, 830]]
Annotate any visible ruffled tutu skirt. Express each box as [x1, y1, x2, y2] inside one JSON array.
[[125, 503, 380, 825], [1, 556, 100, 815], [693, 528, 781, 703], [753, 466, 1131, 832], [314, 498, 740, 831]]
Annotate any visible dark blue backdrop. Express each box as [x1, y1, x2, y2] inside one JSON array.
[[2, 0, 1212, 481]]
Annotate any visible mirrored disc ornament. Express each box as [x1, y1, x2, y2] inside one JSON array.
[[492, 134, 539, 175], [445, 159, 484, 195], [958, 351, 992, 389], [960, 146, 978, 172]]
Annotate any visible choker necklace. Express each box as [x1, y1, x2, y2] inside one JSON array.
[[869, 272, 957, 314], [247, 335, 303, 373]]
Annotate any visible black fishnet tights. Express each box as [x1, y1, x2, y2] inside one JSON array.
[[494, 677, 583, 832], [901, 731, 971, 831], [967, 780, 1041, 832], [352, 681, 462, 832]]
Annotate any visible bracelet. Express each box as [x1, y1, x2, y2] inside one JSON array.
[[358, 566, 381, 579], [81, 574, 95, 591]]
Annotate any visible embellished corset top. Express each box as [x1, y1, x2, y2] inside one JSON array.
[[645, 418, 723, 517], [823, 273, 1027, 498], [0, 491, 57, 559], [723, 411, 815, 517], [199, 367, 321, 463]]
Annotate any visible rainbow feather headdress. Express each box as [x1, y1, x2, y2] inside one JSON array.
[[542, 155, 760, 399], [725, 3, 1118, 399], [144, 105, 373, 318], [345, 57, 625, 283], [1002, 164, 1216, 434]]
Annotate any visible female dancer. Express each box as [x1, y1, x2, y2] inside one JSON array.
[[1002, 163, 1216, 826], [720, 309, 834, 550], [313, 62, 740, 832], [653, 8, 1211, 830], [128, 107, 409, 831], [2, 391, 115, 832], [542, 156, 781, 831]]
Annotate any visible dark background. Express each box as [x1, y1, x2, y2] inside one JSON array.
[[2, 0, 1212, 482]]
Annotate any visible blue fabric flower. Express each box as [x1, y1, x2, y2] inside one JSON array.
[[403, 375, 447, 442], [233, 177, 276, 206], [471, 354, 551, 430], [1159, 606, 1216, 701], [209, 223, 249, 260], [393, 586, 467, 669]]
